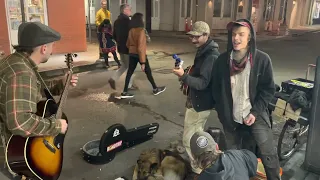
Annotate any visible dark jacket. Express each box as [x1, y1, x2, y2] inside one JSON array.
[[180, 39, 220, 112], [113, 13, 130, 54], [211, 19, 276, 131], [198, 149, 258, 180]]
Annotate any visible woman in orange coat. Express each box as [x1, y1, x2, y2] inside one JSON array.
[[117, 13, 166, 99]]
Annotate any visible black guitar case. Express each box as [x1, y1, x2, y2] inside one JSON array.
[[81, 123, 159, 165]]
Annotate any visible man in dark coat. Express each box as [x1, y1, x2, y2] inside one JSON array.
[[108, 4, 136, 90], [211, 19, 281, 179], [172, 21, 220, 174]]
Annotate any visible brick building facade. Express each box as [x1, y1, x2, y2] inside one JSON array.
[[0, 0, 87, 56]]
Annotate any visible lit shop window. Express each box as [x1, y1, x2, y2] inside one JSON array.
[[25, 0, 46, 23], [7, 0, 23, 30]]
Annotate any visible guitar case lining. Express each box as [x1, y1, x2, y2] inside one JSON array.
[[82, 139, 112, 165], [81, 124, 126, 165]]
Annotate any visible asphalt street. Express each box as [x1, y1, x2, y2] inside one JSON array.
[[1, 30, 320, 180]]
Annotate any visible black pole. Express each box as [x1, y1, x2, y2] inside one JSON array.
[[247, 0, 253, 20], [283, 0, 288, 24], [145, 0, 152, 33]]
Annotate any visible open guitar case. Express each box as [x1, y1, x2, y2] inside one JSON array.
[[81, 123, 159, 165]]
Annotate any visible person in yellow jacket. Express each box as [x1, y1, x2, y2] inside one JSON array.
[[96, 0, 112, 58]]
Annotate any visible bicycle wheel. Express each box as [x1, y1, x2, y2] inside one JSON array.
[[277, 120, 300, 160]]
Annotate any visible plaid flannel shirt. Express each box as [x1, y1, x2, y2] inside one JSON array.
[[0, 52, 64, 144]]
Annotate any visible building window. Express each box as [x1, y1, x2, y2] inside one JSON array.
[[26, 0, 47, 23], [213, 0, 233, 18], [153, 0, 159, 17], [223, 0, 232, 17], [7, 0, 48, 30], [181, 0, 185, 17], [314, 2, 320, 19], [187, 0, 192, 17], [263, 0, 275, 21], [213, 0, 222, 17], [7, 0, 23, 30], [278, 0, 285, 20], [120, 0, 128, 4]]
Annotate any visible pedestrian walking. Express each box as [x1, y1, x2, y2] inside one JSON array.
[[116, 13, 166, 99], [98, 19, 121, 68]]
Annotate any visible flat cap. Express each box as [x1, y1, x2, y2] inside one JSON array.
[[18, 22, 61, 48]]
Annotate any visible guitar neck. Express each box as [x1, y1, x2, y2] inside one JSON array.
[[56, 71, 72, 119]]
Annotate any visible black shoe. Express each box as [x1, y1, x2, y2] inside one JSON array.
[[108, 79, 116, 90], [115, 92, 134, 99], [153, 86, 166, 96]]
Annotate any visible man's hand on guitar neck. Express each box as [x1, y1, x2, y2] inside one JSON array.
[[59, 119, 68, 134], [63, 73, 79, 87]]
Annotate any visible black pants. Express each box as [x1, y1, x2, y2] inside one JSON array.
[[103, 51, 121, 66], [123, 55, 157, 92], [223, 118, 281, 180]]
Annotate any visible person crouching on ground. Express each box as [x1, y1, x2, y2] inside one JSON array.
[[98, 19, 121, 69], [190, 131, 258, 179], [116, 13, 166, 99]]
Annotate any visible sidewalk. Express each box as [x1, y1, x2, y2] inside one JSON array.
[[38, 43, 160, 72], [149, 25, 320, 42]]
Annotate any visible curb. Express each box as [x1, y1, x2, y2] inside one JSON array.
[[38, 51, 197, 79], [39, 61, 108, 79]]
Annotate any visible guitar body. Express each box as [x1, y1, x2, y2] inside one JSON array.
[[6, 99, 68, 180], [180, 65, 194, 95]]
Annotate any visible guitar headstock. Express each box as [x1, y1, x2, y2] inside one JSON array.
[[65, 53, 77, 70]]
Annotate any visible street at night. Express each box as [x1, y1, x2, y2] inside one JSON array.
[[24, 30, 319, 180]]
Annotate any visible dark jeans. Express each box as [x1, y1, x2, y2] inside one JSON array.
[[123, 55, 157, 92], [103, 51, 121, 66], [223, 117, 281, 180]]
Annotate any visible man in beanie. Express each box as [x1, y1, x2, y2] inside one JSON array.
[[172, 21, 220, 174], [190, 131, 258, 179], [0, 22, 78, 179], [211, 19, 281, 179]]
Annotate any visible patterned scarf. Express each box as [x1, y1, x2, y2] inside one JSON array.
[[230, 51, 252, 76]]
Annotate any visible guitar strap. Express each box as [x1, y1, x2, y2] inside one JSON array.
[[34, 70, 56, 101]]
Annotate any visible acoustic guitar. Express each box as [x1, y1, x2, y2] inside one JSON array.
[[5, 53, 76, 180]]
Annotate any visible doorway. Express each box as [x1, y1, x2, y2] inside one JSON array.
[[212, 0, 234, 29], [151, 0, 160, 30], [5, 0, 48, 50]]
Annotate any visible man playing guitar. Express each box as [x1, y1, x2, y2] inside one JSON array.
[[0, 22, 78, 179], [172, 21, 220, 175]]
